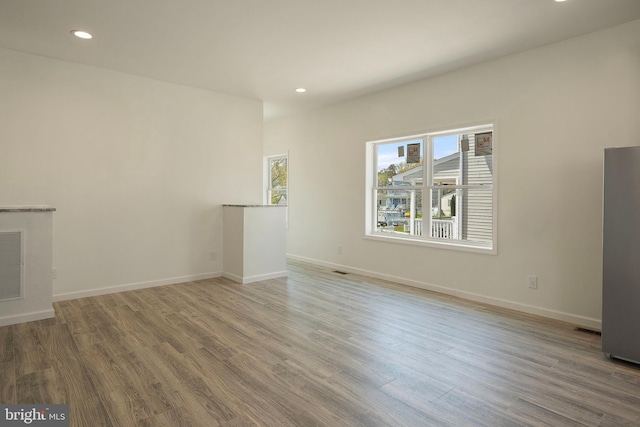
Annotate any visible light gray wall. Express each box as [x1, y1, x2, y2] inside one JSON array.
[[0, 48, 264, 298], [264, 19, 640, 328], [0, 211, 54, 325]]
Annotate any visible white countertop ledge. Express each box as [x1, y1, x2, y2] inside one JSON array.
[[0, 206, 56, 212], [223, 204, 286, 208]]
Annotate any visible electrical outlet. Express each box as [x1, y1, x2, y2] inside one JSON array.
[[337, 246, 343, 255], [528, 275, 538, 289], [52, 269, 57, 279], [209, 251, 216, 261]]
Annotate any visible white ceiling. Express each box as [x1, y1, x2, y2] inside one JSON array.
[[2, 0, 640, 121]]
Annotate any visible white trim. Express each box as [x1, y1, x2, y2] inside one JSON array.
[[367, 122, 496, 253], [264, 153, 288, 204], [377, 184, 491, 191], [364, 234, 495, 255], [365, 142, 376, 235], [53, 272, 222, 301], [287, 254, 601, 330], [221, 271, 243, 283], [0, 309, 55, 327], [264, 152, 289, 228], [222, 271, 288, 284], [367, 121, 494, 146], [490, 122, 499, 255]]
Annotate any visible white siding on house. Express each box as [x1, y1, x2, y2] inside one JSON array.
[[433, 154, 461, 181], [462, 133, 493, 243]]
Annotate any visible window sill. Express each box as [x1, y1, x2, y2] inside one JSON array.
[[364, 233, 496, 255]]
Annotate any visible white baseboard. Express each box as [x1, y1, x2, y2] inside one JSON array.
[[287, 254, 602, 330], [221, 272, 243, 283], [222, 271, 288, 284], [0, 309, 55, 327], [53, 272, 222, 302]]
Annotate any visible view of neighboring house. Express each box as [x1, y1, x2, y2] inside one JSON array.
[[380, 135, 493, 243]]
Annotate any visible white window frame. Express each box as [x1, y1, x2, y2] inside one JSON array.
[[365, 123, 497, 254], [264, 153, 289, 227]]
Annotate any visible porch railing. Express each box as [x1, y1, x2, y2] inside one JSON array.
[[432, 218, 457, 238], [405, 218, 457, 239]]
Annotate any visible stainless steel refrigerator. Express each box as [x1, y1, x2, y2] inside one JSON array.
[[602, 146, 640, 364]]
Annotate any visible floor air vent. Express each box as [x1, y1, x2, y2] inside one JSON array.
[[575, 327, 602, 336]]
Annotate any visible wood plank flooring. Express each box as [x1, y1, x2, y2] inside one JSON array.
[[1, 260, 640, 426]]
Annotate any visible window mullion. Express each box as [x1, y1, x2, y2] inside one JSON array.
[[425, 137, 433, 187]]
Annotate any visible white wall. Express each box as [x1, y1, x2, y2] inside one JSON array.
[[0, 48, 263, 299], [0, 211, 54, 325], [264, 20, 640, 328], [222, 206, 287, 284]]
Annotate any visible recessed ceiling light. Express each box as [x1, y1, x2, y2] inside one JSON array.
[[555, 0, 567, 2], [71, 30, 93, 39], [295, 88, 306, 93]]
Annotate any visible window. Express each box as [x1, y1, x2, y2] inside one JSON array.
[[365, 124, 495, 252], [265, 154, 288, 205]]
